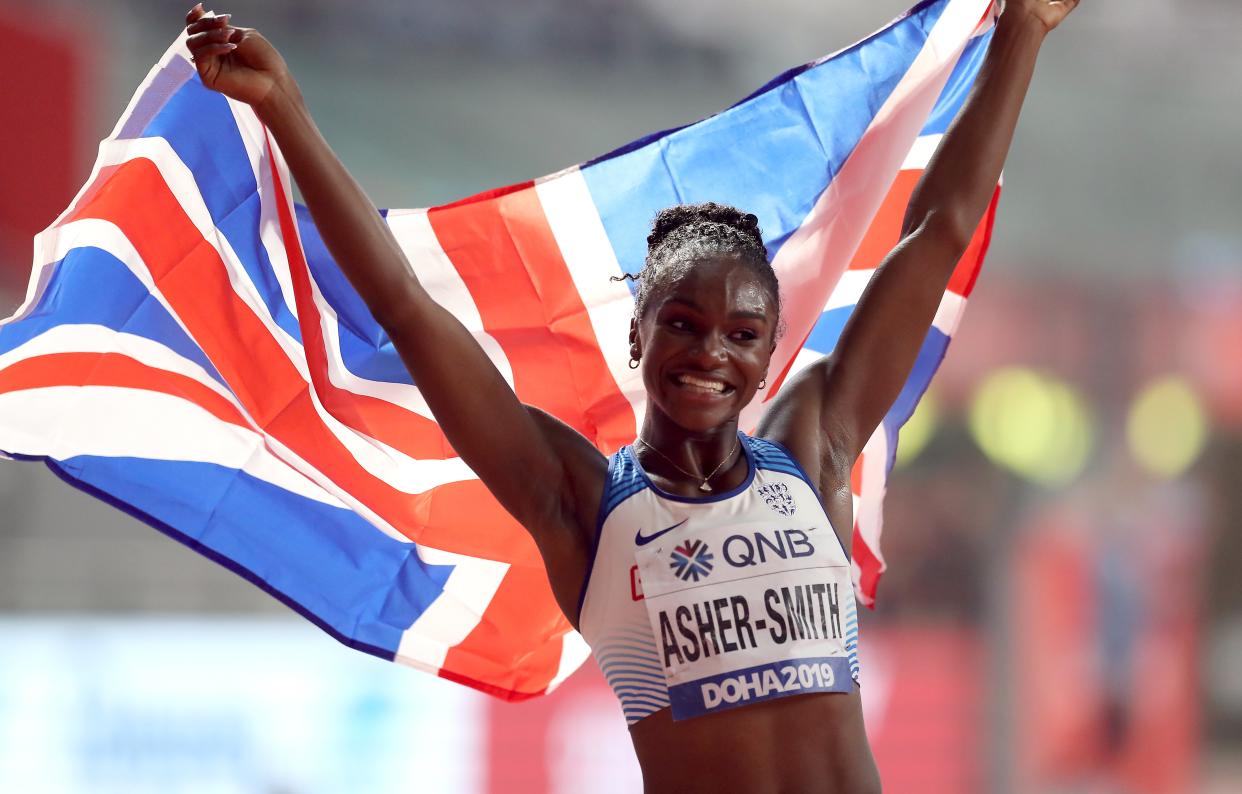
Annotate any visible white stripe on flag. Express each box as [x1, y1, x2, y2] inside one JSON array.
[[396, 546, 510, 673], [0, 324, 246, 417], [67, 138, 481, 500], [740, 0, 992, 431], [823, 269, 966, 337], [88, 136, 311, 376], [24, 221, 478, 505], [255, 129, 457, 422], [536, 168, 646, 434], [0, 385, 345, 507], [853, 426, 891, 606], [227, 95, 301, 328], [547, 629, 594, 693], [902, 133, 944, 171], [386, 208, 518, 393]]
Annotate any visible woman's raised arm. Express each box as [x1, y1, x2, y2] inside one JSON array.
[[760, 0, 1080, 485], [184, 6, 604, 547]]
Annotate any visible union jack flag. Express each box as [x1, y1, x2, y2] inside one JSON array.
[[0, 0, 999, 699]]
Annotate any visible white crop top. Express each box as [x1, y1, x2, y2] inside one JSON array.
[[578, 434, 860, 725]]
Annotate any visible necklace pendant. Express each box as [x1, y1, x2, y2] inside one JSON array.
[[699, 481, 712, 492]]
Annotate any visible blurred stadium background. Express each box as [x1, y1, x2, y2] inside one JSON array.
[[2, 0, 1240, 791]]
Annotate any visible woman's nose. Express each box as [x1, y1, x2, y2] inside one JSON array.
[[690, 331, 727, 363]]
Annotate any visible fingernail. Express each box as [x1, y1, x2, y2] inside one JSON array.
[[225, 43, 237, 51]]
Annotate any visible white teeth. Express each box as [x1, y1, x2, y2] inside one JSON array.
[[678, 374, 725, 393]]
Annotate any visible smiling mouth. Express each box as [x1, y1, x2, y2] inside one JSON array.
[[674, 373, 734, 395]]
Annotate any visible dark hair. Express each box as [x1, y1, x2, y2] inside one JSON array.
[[616, 202, 781, 331]]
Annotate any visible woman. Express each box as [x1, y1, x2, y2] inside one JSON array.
[[184, 1, 1079, 790]]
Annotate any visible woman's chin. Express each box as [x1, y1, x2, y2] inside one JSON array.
[[656, 400, 740, 434]]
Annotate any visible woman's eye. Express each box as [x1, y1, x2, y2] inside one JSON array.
[[669, 319, 691, 331], [731, 329, 759, 341]]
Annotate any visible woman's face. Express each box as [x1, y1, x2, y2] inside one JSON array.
[[633, 257, 777, 434]]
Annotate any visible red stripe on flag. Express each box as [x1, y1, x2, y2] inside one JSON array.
[[950, 184, 1000, 299], [850, 170, 922, 272], [427, 185, 635, 451], [425, 185, 629, 692], [64, 158, 564, 698], [0, 352, 248, 427], [263, 137, 461, 461], [409, 479, 541, 564], [852, 529, 885, 605], [438, 562, 574, 700], [64, 160, 449, 532], [411, 477, 569, 697], [847, 169, 998, 299]]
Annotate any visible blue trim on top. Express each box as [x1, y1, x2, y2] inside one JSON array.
[[751, 436, 851, 563], [601, 448, 648, 516], [751, 437, 822, 499], [627, 432, 756, 505], [575, 448, 648, 620]]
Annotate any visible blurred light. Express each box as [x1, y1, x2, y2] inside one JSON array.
[[968, 368, 1093, 486], [895, 391, 940, 468], [1126, 376, 1208, 478]]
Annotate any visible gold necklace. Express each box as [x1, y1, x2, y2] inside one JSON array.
[[635, 435, 741, 492]]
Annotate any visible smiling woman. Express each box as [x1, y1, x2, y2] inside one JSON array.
[[179, 0, 1081, 789]]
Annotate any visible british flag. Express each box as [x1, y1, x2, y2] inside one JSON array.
[[0, 0, 999, 700]]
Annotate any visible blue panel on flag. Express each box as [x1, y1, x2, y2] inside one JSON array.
[[882, 327, 951, 469], [804, 305, 852, 355], [0, 248, 224, 385], [580, 0, 948, 278], [921, 32, 992, 135], [887, 326, 951, 426], [295, 205, 416, 386], [48, 455, 453, 656], [139, 79, 303, 345]]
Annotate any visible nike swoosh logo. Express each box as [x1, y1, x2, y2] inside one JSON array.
[[634, 519, 688, 546]]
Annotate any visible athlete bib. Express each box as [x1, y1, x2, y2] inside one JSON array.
[[634, 514, 855, 720]]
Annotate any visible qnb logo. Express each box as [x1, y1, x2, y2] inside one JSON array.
[[669, 539, 715, 582], [722, 528, 815, 568]]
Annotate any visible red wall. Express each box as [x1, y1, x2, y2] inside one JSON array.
[[0, 10, 89, 294]]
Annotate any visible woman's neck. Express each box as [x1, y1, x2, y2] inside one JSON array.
[[635, 410, 744, 493]]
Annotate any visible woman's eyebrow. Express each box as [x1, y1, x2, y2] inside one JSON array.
[[729, 309, 769, 322], [663, 296, 702, 311]]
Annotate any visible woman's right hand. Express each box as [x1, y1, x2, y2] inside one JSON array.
[[185, 3, 292, 111]]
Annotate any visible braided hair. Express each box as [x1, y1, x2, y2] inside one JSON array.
[[617, 202, 781, 334]]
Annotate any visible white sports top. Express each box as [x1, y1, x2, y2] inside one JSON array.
[[578, 434, 860, 725]]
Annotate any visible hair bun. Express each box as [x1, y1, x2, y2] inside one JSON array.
[[647, 202, 763, 252]]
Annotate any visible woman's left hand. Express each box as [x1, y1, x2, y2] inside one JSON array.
[[1004, 0, 1081, 34]]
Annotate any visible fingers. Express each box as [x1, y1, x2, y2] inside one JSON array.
[[187, 30, 237, 60], [185, 10, 239, 63], [187, 13, 230, 36], [187, 27, 233, 48], [190, 43, 237, 62]]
